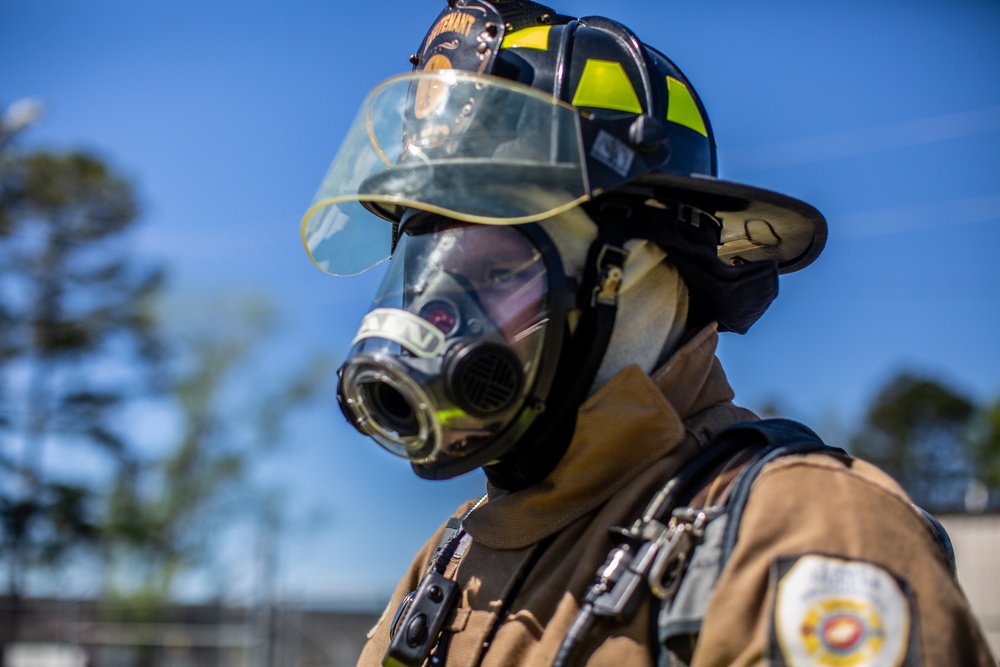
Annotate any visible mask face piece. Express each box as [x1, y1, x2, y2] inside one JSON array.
[[337, 221, 567, 474]]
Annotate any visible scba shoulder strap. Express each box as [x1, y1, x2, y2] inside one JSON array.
[[553, 418, 835, 667], [555, 418, 955, 667], [389, 420, 956, 667], [655, 419, 845, 663], [654, 418, 957, 667]]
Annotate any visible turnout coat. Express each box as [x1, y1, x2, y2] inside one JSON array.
[[358, 325, 995, 667]]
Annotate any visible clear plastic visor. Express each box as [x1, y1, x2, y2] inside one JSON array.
[[301, 71, 588, 276]]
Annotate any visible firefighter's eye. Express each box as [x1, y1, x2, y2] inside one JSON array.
[[483, 268, 516, 285]]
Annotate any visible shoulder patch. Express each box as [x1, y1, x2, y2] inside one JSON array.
[[770, 554, 919, 667]]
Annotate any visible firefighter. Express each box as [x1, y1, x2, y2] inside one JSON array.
[[300, 1, 996, 664]]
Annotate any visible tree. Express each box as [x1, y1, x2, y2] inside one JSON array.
[[850, 372, 976, 510], [965, 397, 1000, 509], [1, 146, 336, 667], [0, 150, 164, 642], [100, 295, 332, 618]]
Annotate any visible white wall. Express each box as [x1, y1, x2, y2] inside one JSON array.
[[939, 513, 1000, 660]]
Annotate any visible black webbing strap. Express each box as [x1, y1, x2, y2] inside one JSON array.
[[491, 0, 558, 31], [714, 419, 848, 566]]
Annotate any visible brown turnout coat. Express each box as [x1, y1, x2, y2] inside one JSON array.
[[358, 325, 996, 667]]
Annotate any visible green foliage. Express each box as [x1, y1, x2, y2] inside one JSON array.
[[849, 371, 997, 510], [967, 398, 1000, 487], [0, 483, 97, 565], [0, 149, 164, 597], [2, 152, 136, 241], [100, 295, 333, 611], [1, 147, 334, 623]]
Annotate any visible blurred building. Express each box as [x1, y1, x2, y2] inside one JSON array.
[[940, 512, 1000, 656]]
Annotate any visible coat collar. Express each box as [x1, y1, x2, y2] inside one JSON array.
[[465, 323, 744, 549]]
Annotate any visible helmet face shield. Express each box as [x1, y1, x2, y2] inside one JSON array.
[[301, 71, 589, 276], [337, 222, 565, 473]]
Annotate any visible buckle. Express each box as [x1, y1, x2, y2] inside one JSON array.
[[675, 203, 723, 245], [591, 244, 628, 307], [647, 507, 715, 601]]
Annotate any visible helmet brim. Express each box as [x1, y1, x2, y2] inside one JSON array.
[[630, 172, 828, 275]]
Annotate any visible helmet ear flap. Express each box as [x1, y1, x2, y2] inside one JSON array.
[[671, 249, 779, 335]]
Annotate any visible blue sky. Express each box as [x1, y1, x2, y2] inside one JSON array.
[[3, 0, 999, 606]]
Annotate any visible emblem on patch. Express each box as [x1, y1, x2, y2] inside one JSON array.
[[772, 555, 913, 667]]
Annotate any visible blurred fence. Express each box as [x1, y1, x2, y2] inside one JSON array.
[[0, 512, 997, 666], [0, 598, 378, 667]]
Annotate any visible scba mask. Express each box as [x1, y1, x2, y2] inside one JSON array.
[[337, 218, 571, 480]]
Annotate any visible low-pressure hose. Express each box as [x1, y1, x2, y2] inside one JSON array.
[[551, 603, 597, 667], [550, 430, 750, 667], [551, 544, 634, 667]]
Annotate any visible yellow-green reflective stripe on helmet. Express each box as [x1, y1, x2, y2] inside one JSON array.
[[666, 76, 708, 137], [572, 59, 643, 114], [500, 25, 551, 50]]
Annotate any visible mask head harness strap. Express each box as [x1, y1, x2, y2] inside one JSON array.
[[483, 209, 628, 491], [575, 203, 630, 388]]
